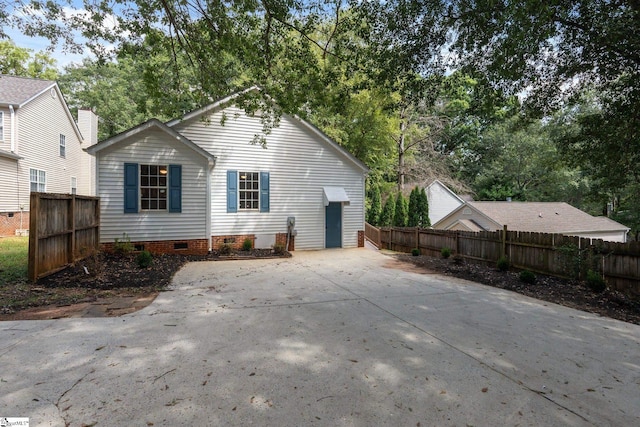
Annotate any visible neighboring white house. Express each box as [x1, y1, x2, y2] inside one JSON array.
[[0, 74, 97, 236], [86, 89, 369, 254], [426, 179, 467, 226], [433, 201, 630, 243]]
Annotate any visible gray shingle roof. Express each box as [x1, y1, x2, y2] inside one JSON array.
[[468, 201, 629, 233], [0, 74, 55, 107]]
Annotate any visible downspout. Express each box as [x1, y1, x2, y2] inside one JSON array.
[[9, 105, 15, 152], [206, 159, 214, 252]]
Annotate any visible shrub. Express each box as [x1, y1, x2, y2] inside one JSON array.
[[242, 238, 253, 251], [497, 256, 510, 271], [586, 270, 606, 293], [136, 250, 153, 268], [519, 270, 536, 284], [411, 248, 420, 256], [272, 243, 285, 255], [441, 247, 451, 259], [219, 243, 233, 255], [114, 233, 134, 255]]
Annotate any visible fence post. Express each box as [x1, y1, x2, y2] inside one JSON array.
[[415, 227, 419, 252], [501, 225, 508, 258], [27, 193, 39, 282]]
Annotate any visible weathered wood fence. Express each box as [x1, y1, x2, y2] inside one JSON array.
[[28, 192, 100, 281], [366, 223, 640, 297]]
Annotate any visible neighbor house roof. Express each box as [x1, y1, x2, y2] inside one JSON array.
[[0, 74, 56, 107], [467, 201, 630, 234]]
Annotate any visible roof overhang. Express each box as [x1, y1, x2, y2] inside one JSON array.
[[86, 118, 216, 163], [0, 148, 22, 161], [323, 187, 350, 206]]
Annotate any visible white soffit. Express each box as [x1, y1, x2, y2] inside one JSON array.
[[323, 187, 350, 206]]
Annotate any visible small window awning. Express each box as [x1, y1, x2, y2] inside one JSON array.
[[323, 187, 350, 206]]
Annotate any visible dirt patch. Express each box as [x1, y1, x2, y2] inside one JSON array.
[[389, 253, 640, 325], [0, 249, 289, 320]]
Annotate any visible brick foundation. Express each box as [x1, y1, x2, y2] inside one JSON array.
[[358, 230, 365, 247], [101, 239, 209, 255], [212, 234, 256, 251], [275, 233, 295, 251], [0, 211, 30, 237]]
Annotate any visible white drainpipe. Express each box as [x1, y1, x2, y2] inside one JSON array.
[[9, 105, 15, 152]]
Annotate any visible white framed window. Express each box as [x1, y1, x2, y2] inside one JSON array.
[[30, 168, 46, 192], [71, 177, 77, 195], [59, 134, 66, 157], [239, 171, 259, 210], [0, 111, 4, 141], [140, 164, 168, 210]]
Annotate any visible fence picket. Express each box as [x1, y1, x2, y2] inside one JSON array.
[[367, 223, 640, 297]]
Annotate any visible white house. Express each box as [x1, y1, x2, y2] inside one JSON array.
[[0, 74, 97, 236], [433, 201, 630, 243], [426, 179, 467, 225], [86, 90, 369, 254]]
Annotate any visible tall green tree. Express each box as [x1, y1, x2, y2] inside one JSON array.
[[379, 195, 395, 227], [393, 192, 408, 227], [417, 188, 430, 228], [0, 40, 58, 79], [367, 184, 382, 226]]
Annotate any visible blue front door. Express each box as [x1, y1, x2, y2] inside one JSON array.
[[325, 202, 342, 248]]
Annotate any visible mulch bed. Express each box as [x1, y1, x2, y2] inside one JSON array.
[[393, 253, 640, 325], [0, 249, 290, 317]]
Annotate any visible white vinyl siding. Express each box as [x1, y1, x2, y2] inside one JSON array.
[[174, 107, 366, 249], [427, 181, 465, 225], [8, 85, 95, 211], [96, 128, 209, 243], [0, 157, 19, 211]]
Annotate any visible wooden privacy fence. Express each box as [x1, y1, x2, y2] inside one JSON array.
[[28, 192, 100, 281], [368, 223, 640, 297]]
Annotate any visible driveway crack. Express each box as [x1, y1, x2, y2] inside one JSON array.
[[55, 368, 95, 425]]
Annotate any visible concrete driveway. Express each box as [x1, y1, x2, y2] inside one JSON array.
[[2, 248, 639, 426]]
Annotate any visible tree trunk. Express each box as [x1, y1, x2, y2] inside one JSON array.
[[398, 108, 406, 192]]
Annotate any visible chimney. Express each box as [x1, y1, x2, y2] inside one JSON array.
[[77, 107, 98, 146], [77, 108, 99, 196]]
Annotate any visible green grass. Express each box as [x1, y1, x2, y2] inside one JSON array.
[[0, 236, 29, 285]]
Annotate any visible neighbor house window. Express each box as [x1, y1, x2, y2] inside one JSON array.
[[30, 168, 46, 192], [0, 111, 4, 141], [59, 134, 66, 157], [71, 177, 77, 195], [140, 164, 168, 210], [227, 170, 269, 213], [123, 163, 181, 214]]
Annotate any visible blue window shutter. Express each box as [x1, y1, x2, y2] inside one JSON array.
[[124, 163, 138, 213], [227, 170, 237, 213], [260, 171, 270, 213], [169, 164, 182, 213]]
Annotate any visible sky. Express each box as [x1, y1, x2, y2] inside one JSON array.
[[5, 0, 125, 69]]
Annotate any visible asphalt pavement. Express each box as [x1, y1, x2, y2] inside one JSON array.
[[1, 248, 639, 426]]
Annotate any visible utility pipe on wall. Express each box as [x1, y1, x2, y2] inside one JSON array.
[[9, 105, 15, 152]]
